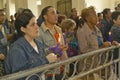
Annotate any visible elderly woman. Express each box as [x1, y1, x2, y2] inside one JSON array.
[[5, 12, 57, 79], [76, 6, 111, 54], [76, 6, 114, 80]]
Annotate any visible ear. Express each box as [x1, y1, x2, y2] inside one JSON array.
[[20, 27, 26, 33], [43, 15, 47, 20]]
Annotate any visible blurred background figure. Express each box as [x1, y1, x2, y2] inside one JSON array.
[[57, 14, 67, 27], [0, 9, 10, 76], [70, 8, 80, 27], [101, 8, 113, 41]]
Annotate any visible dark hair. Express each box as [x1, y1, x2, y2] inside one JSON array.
[[115, 7, 117, 10], [15, 13, 34, 37], [41, 6, 53, 21], [71, 8, 76, 12], [0, 9, 4, 12], [58, 14, 66, 24], [76, 18, 85, 28], [111, 11, 120, 23], [37, 15, 43, 26], [118, 3, 120, 7], [97, 13, 102, 17], [102, 8, 110, 18], [22, 9, 32, 14]]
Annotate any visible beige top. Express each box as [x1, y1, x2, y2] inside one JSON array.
[[37, 22, 68, 60], [77, 23, 103, 53]]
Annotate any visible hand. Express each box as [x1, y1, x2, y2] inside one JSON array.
[[59, 44, 68, 51], [46, 53, 57, 63], [112, 41, 119, 46], [0, 54, 5, 60], [103, 41, 111, 47]]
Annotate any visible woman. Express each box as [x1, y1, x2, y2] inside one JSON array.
[[5, 12, 57, 79], [76, 6, 111, 54], [76, 6, 112, 79]]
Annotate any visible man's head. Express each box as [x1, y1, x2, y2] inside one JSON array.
[[111, 11, 120, 26], [0, 9, 5, 24], [41, 6, 58, 25], [102, 8, 111, 19], [116, 6, 120, 12], [71, 8, 78, 18]]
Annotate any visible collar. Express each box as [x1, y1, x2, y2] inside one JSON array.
[[84, 23, 100, 35], [41, 22, 49, 32], [41, 22, 61, 33], [16, 37, 36, 53]]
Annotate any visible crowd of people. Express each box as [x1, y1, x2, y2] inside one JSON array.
[[0, 3, 120, 80]]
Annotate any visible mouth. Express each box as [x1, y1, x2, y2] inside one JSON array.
[[35, 30, 39, 33]]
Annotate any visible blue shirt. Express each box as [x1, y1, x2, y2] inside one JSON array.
[[101, 19, 113, 41], [111, 25, 120, 59], [111, 25, 120, 42], [5, 37, 49, 76], [0, 24, 10, 56]]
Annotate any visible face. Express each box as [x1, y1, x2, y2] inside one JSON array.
[[113, 15, 120, 26], [98, 14, 103, 20], [106, 10, 111, 18], [0, 11, 5, 24], [21, 17, 39, 39], [87, 10, 97, 25], [117, 7, 120, 12], [68, 26, 74, 33], [72, 9, 78, 17], [44, 7, 58, 24]]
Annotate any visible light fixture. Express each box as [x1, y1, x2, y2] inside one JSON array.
[[37, 0, 41, 5]]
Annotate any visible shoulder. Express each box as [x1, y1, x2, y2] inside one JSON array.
[[11, 37, 25, 46], [78, 23, 87, 31], [95, 26, 101, 32], [10, 37, 28, 53], [111, 26, 120, 33]]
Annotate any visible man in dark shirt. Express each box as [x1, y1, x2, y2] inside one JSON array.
[[101, 8, 113, 41]]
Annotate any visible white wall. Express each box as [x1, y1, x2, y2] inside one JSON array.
[[85, 0, 120, 12], [27, 0, 38, 17], [15, 0, 27, 11], [37, 0, 57, 18], [72, 0, 85, 15], [85, 0, 112, 12], [9, 0, 15, 16], [0, 0, 3, 9], [110, 0, 120, 11], [6, 0, 15, 20], [2, 0, 120, 19]]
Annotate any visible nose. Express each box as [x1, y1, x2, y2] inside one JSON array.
[[35, 23, 39, 29]]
